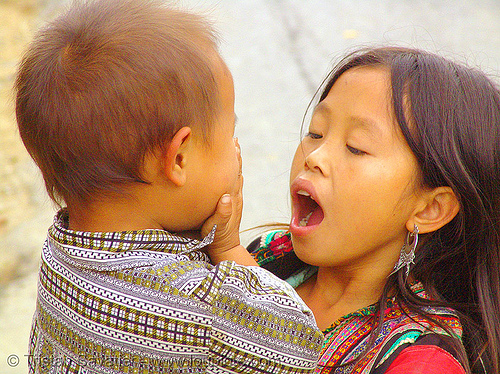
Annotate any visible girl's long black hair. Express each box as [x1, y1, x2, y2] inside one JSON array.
[[318, 47, 500, 374]]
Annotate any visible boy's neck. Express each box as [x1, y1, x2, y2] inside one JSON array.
[[66, 193, 204, 241], [67, 199, 163, 233]]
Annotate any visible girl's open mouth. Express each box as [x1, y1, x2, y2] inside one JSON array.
[[296, 190, 324, 226], [290, 179, 324, 234]]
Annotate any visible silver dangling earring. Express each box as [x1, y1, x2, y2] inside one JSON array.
[[390, 224, 419, 277]]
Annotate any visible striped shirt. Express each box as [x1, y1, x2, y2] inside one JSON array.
[[28, 211, 323, 373]]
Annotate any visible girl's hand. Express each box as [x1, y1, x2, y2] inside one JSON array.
[[200, 140, 257, 266]]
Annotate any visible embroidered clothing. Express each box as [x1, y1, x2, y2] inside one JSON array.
[[29, 212, 323, 374], [384, 345, 465, 374], [250, 231, 465, 374]]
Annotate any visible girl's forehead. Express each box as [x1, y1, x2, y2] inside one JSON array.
[[336, 65, 391, 87], [322, 66, 393, 110], [318, 66, 410, 141], [322, 66, 393, 113]]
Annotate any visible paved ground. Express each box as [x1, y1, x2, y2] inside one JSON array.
[[2, 0, 500, 372]]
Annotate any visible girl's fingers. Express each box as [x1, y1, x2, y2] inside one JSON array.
[[201, 194, 232, 238]]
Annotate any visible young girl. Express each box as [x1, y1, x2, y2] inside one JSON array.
[[204, 46, 500, 373]]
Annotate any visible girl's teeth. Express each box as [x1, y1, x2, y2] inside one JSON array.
[[299, 211, 313, 227], [297, 190, 315, 201]]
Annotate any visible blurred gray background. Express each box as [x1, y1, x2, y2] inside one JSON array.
[[2, 0, 500, 372]]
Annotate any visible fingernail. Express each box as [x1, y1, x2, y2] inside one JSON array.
[[221, 194, 231, 204]]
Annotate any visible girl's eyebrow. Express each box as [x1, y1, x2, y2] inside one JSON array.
[[314, 102, 384, 141], [350, 115, 384, 142], [314, 102, 330, 116]]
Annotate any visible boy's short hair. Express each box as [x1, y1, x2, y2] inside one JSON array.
[[15, 0, 220, 206]]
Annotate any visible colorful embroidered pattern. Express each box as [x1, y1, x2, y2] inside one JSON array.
[[252, 231, 293, 266], [252, 230, 464, 374], [29, 212, 323, 373], [316, 300, 462, 373]]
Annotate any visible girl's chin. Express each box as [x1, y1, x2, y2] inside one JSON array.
[[288, 235, 322, 267]]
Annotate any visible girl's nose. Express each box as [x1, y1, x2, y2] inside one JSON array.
[[304, 146, 327, 176]]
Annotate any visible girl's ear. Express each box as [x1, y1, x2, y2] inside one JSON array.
[[409, 187, 460, 234], [163, 127, 192, 187]]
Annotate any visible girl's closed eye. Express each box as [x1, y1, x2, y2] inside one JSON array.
[[306, 131, 323, 139], [346, 144, 366, 156]]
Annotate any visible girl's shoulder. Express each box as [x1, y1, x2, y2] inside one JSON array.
[[373, 292, 464, 372], [320, 287, 464, 373], [374, 334, 466, 374], [375, 297, 465, 372]]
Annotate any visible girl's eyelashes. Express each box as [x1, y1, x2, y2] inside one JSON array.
[[306, 131, 323, 139], [304, 130, 367, 155], [346, 144, 366, 156]]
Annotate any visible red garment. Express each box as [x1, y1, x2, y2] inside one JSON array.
[[386, 345, 466, 374]]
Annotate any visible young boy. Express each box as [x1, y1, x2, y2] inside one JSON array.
[[16, 1, 323, 373]]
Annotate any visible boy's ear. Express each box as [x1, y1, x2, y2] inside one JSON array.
[[408, 186, 460, 234], [163, 127, 192, 187]]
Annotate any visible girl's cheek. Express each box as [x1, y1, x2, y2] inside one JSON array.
[[290, 154, 303, 176]]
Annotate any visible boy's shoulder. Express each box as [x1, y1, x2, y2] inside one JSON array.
[[47, 215, 314, 317], [34, 214, 323, 373]]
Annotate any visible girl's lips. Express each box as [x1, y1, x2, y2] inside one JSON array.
[[290, 178, 324, 236]]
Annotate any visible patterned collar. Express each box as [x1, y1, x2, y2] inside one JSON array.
[[47, 209, 215, 272], [318, 283, 463, 373]]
